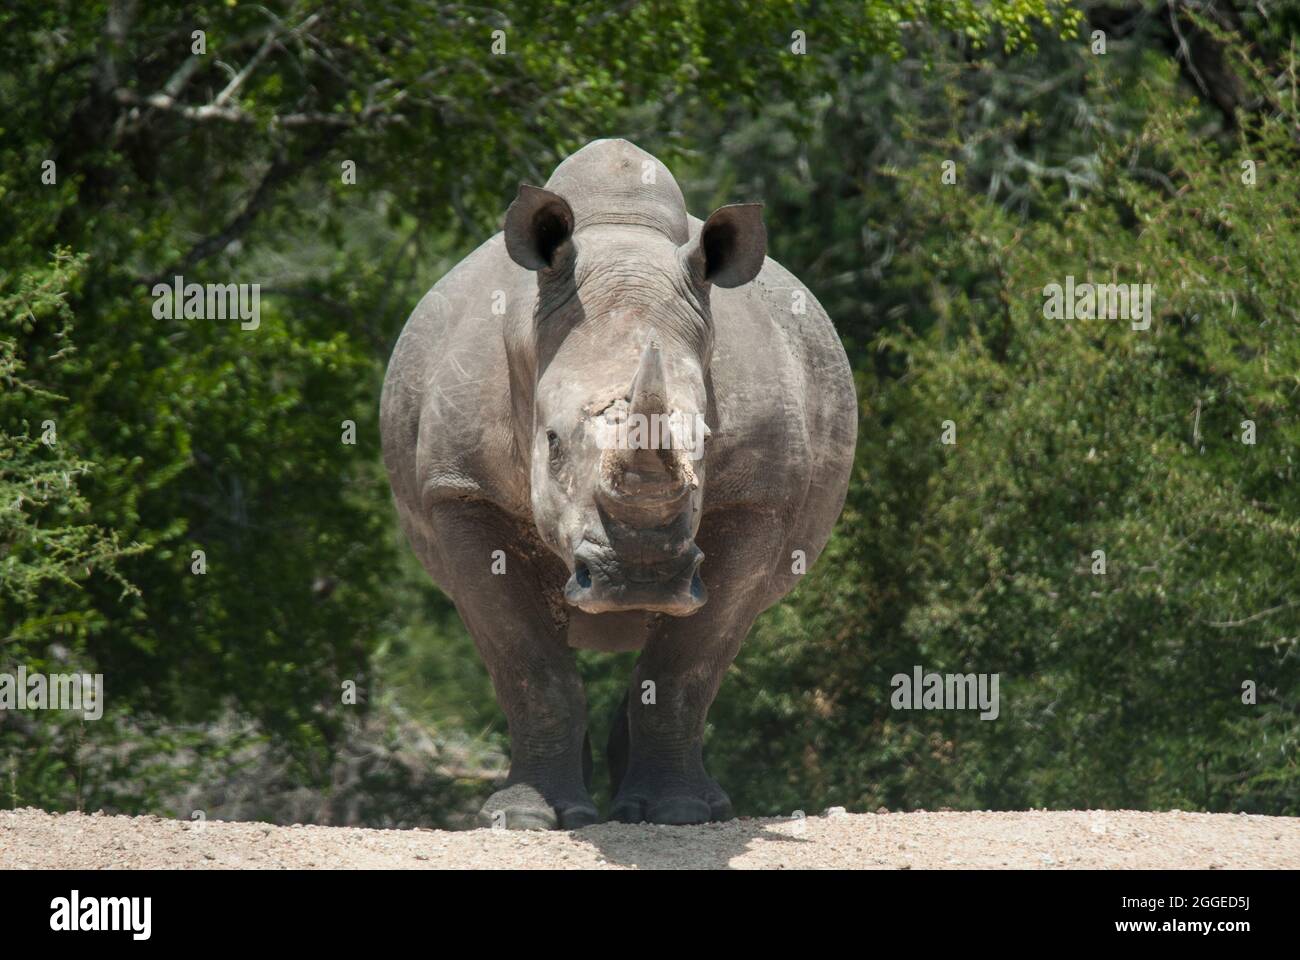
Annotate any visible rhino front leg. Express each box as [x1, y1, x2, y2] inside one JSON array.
[[609, 511, 782, 825], [427, 501, 597, 830]]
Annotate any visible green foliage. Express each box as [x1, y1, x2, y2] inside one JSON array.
[[0, 249, 148, 812], [694, 30, 1299, 817], [1, 250, 141, 620]]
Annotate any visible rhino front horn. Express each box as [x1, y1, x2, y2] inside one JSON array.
[[600, 340, 684, 500], [627, 340, 668, 420]]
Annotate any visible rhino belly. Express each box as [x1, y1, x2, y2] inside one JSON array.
[[565, 609, 652, 652]]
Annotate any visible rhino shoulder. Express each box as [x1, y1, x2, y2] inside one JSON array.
[[380, 234, 532, 524], [704, 251, 854, 492]]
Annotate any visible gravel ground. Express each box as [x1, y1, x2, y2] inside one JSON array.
[[2, 807, 1296, 869]]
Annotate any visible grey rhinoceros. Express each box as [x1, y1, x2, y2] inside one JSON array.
[[381, 138, 856, 829]]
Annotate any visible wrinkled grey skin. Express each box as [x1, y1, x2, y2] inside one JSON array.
[[381, 139, 856, 829]]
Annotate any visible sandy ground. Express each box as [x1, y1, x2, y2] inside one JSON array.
[[2, 807, 1295, 870]]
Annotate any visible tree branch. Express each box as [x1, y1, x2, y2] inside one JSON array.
[[1204, 599, 1300, 628], [142, 130, 342, 287]]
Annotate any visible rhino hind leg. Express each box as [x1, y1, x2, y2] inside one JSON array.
[[424, 501, 598, 831], [583, 730, 593, 794], [605, 689, 630, 799]]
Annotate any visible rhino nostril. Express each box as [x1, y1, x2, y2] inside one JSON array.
[[690, 569, 704, 600], [574, 561, 592, 589]]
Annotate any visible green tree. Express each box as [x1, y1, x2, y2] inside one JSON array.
[[691, 28, 1299, 816]]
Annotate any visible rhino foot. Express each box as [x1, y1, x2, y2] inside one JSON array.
[[609, 777, 733, 825], [477, 783, 599, 831]]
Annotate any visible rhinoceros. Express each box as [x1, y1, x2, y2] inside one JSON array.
[[381, 138, 856, 829]]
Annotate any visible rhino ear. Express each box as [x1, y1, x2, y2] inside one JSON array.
[[686, 203, 766, 288], [504, 184, 574, 270]]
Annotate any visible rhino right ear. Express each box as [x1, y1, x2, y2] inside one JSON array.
[[684, 203, 766, 288], [504, 184, 574, 271]]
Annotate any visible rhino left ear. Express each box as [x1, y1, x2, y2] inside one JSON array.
[[504, 184, 575, 270], [686, 203, 766, 288]]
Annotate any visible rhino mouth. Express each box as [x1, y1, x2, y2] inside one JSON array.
[[565, 538, 705, 616]]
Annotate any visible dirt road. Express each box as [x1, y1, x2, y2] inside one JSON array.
[[2, 807, 1295, 869]]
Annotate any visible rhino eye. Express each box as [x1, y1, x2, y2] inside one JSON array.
[[546, 429, 562, 463]]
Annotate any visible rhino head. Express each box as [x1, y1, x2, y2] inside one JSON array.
[[501, 140, 766, 617]]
